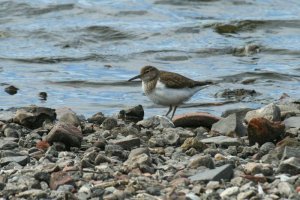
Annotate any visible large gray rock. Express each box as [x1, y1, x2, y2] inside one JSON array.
[[0, 156, 29, 166], [211, 113, 247, 137], [281, 146, 300, 160], [201, 136, 242, 147], [0, 140, 18, 150], [278, 157, 300, 175], [13, 106, 56, 129], [110, 137, 140, 150], [189, 164, 233, 182], [59, 112, 81, 127], [284, 116, 300, 129], [45, 123, 83, 148], [244, 103, 281, 123]]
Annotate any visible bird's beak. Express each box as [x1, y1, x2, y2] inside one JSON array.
[[128, 74, 141, 81]]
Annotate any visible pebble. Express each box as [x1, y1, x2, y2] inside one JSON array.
[[244, 103, 281, 123], [0, 104, 299, 199]]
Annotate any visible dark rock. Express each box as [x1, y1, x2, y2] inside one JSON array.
[[0, 156, 29, 166], [38, 92, 47, 100], [119, 105, 144, 122], [87, 112, 106, 125], [105, 144, 128, 159], [188, 155, 215, 169], [4, 85, 18, 95], [13, 106, 56, 129], [245, 103, 281, 123], [278, 157, 300, 175], [102, 118, 118, 130], [46, 123, 83, 148], [172, 112, 221, 128], [201, 136, 242, 147], [110, 137, 140, 150], [34, 172, 50, 183], [189, 164, 233, 182], [211, 113, 247, 137], [50, 171, 74, 190], [248, 117, 285, 145]]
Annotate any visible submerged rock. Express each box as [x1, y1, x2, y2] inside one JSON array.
[[4, 85, 19, 95]]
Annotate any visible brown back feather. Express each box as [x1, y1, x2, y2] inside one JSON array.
[[159, 71, 198, 89]]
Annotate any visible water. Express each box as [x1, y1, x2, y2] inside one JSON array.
[[1, 0, 300, 117]]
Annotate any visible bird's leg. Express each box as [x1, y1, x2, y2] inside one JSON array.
[[170, 106, 178, 119], [165, 105, 173, 116]]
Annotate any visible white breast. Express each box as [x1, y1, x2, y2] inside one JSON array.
[[143, 81, 201, 106]]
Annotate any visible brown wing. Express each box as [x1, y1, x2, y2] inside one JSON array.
[[159, 71, 198, 89], [160, 71, 213, 88]]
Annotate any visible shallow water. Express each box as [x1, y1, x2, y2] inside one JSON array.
[[0, 0, 300, 117]]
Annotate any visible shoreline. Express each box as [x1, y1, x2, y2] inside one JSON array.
[[0, 99, 300, 199]]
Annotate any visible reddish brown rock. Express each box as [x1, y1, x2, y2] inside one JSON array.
[[172, 112, 221, 128], [248, 117, 285, 146], [36, 141, 50, 151], [49, 171, 74, 190], [46, 123, 83, 148]]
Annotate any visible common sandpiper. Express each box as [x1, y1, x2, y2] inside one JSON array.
[[128, 66, 212, 119]]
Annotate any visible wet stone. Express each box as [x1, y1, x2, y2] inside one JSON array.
[[119, 105, 144, 122]]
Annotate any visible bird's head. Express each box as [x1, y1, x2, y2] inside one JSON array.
[[128, 66, 159, 82]]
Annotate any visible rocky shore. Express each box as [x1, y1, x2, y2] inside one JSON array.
[[0, 98, 300, 200]]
